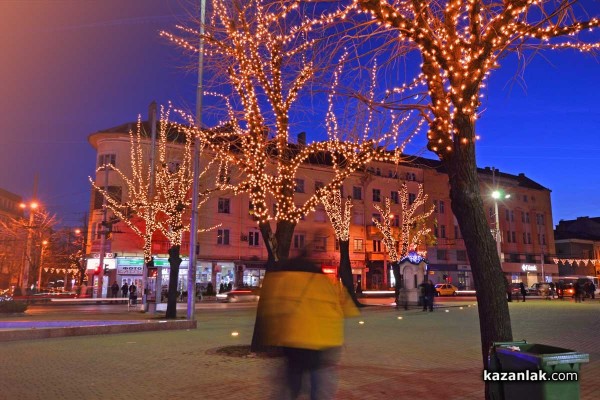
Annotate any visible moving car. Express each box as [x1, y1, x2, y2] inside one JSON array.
[[434, 283, 458, 296], [219, 287, 260, 303]]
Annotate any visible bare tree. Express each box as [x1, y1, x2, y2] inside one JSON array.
[[356, 0, 600, 385], [91, 104, 217, 318], [162, 0, 413, 265], [372, 182, 435, 304]]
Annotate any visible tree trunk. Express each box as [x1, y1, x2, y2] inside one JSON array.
[[251, 219, 297, 352], [443, 116, 512, 373], [338, 240, 363, 307], [165, 245, 182, 319]]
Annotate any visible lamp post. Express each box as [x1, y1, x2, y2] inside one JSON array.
[[491, 190, 511, 265], [37, 240, 48, 291], [19, 201, 39, 293]]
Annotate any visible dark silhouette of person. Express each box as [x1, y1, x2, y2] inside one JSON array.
[[424, 280, 436, 312], [258, 256, 359, 399], [121, 282, 129, 300], [589, 281, 596, 300], [129, 283, 137, 305], [519, 282, 527, 302], [111, 282, 119, 298]]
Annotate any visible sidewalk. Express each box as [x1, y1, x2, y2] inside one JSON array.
[[1, 300, 598, 400]]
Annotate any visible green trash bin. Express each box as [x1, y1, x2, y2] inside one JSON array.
[[489, 340, 589, 400]]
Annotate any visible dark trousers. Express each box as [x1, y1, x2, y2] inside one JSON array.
[[423, 296, 434, 311], [281, 347, 340, 400]]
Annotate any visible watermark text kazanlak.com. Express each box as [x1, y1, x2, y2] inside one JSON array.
[[483, 370, 578, 382]]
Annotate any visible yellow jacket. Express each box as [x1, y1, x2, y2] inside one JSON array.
[[258, 271, 360, 350]]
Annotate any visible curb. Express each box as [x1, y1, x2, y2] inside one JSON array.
[[0, 319, 197, 342]]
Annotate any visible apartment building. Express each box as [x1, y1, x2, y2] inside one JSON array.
[[554, 217, 600, 276], [87, 119, 556, 293]]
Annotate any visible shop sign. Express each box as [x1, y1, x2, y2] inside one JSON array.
[[457, 264, 470, 271], [117, 265, 144, 275], [86, 258, 116, 270], [521, 264, 538, 272]]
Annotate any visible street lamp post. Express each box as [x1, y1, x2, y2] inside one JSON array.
[[37, 240, 48, 291], [19, 201, 39, 293]]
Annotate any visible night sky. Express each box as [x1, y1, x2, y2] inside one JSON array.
[[1, 0, 599, 228]]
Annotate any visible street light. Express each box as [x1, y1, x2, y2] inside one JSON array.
[[491, 190, 510, 264], [19, 201, 40, 292], [37, 240, 48, 291]]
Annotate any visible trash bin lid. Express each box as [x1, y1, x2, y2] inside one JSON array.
[[495, 343, 589, 366]]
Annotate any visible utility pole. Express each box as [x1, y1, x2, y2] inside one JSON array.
[[143, 100, 158, 311], [95, 166, 109, 298], [187, 0, 207, 320], [20, 175, 38, 293]]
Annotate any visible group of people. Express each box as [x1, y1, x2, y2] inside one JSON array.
[[573, 280, 596, 303], [107, 281, 138, 304]]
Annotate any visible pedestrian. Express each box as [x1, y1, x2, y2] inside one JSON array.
[[418, 279, 427, 309], [557, 281, 564, 300], [574, 282, 582, 303], [589, 281, 596, 300], [121, 282, 129, 299], [549, 282, 556, 299], [258, 255, 359, 400], [519, 282, 527, 302], [424, 280, 436, 312], [111, 282, 119, 298], [129, 283, 137, 305]]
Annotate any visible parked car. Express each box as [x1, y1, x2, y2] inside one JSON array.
[[527, 283, 550, 296], [434, 283, 458, 296], [557, 283, 576, 298]]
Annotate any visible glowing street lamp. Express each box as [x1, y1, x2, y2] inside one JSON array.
[[491, 190, 510, 263]]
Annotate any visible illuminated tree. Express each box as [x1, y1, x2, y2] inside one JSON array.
[[320, 189, 362, 306], [91, 104, 217, 318], [356, 0, 600, 379], [373, 182, 434, 302], [162, 0, 416, 266]]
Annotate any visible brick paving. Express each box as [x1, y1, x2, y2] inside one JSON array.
[[0, 299, 598, 400]]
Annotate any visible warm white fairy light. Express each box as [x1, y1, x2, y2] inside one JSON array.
[[90, 103, 218, 262], [320, 189, 353, 242], [160, 0, 423, 260], [356, 0, 600, 158], [373, 183, 435, 262]]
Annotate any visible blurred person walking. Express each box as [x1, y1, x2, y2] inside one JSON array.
[[258, 256, 359, 400], [519, 282, 527, 302]]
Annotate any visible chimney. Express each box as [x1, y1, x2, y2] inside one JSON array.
[[298, 132, 306, 146]]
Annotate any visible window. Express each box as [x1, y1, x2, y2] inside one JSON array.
[[525, 212, 529, 223], [372, 189, 381, 202], [248, 231, 260, 246], [527, 233, 531, 244], [353, 211, 364, 225], [523, 232, 527, 244], [510, 211, 514, 222], [542, 234, 546, 245], [521, 212, 525, 223], [391, 191, 399, 204], [505, 209, 510, 221], [352, 186, 362, 200], [217, 229, 230, 245], [372, 240, 382, 252], [456, 250, 467, 262], [314, 181, 324, 191], [218, 198, 230, 214], [434, 200, 439, 213], [97, 153, 116, 169], [93, 186, 122, 209], [314, 236, 327, 252], [511, 231, 516, 243], [523, 195, 528, 203], [293, 234, 305, 249], [314, 206, 327, 222], [434, 226, 439, 238], [353, 238, 364, 252], [167, 161, 181, 173], [294, 179, 305, 193], [454, 225, 461, 239], [440, 225, 446, 238], [506, 230, 511, 243], [393, 215, 400, 227], [408, 193, 416, 204], [509, 253, 520, 263], [439, 200, 445, 214], [376, 168, 381, 176], [437, 249, 447, 260]]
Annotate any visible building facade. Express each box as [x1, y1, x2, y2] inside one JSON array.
[[86, 120, 557, 295], [554, 217, 600, 277], [0, 187, 23, 288]]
